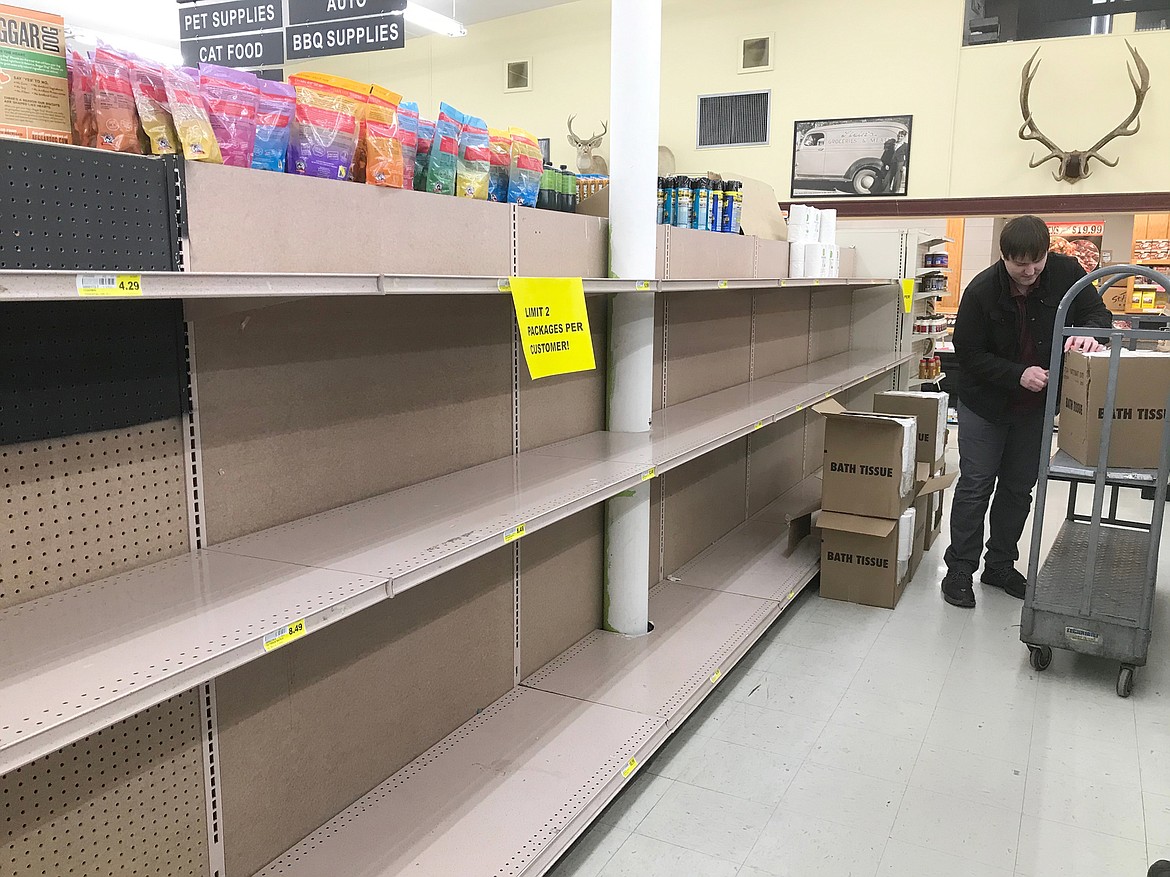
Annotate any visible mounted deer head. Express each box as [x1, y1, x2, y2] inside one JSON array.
[[567, 114, 609, 174], [1019, 40, 1150, 184]]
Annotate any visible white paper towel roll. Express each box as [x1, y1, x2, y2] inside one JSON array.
[[804, 242, 823, 278], [789, 245, 806, 278], [819, 208, 837, 245], [898, 507, 917, 564]]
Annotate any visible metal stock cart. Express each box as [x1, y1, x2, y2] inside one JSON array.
[[1022, 265, 1170, 697]]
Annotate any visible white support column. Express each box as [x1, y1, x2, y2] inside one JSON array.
[[604, 0, 661, 636]]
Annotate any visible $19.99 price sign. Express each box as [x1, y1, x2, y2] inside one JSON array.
[[509, 277, 596, 380]]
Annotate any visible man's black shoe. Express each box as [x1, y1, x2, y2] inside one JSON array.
[[981, 566, 1027, 599], [1149, 861, 1170, 877], [942, 570, 976, 608]]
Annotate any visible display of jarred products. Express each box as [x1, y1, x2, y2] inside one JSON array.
[[921, 274, 948, 292], [924, 252, 949, 268], [914, 315, 948, 334], [918, 356, 943, 380]]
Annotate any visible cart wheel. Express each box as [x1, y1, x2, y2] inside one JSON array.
[[1117, 666, 1135, 698], [1028, 645, 1052, 671]]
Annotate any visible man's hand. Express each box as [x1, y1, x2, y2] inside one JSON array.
[[1065, 336, 1106, 353], [1020, 366, 1049, 393]]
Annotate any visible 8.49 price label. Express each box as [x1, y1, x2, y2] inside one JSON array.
[[77, 274, 144, 297]]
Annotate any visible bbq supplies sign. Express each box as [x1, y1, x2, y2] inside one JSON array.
[[509, 278, 596, 380], [1048, 222, 1105, 274], [177, 0, 405, 68]]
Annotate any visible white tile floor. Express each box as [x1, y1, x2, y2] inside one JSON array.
[[549, 451, 1170, 877]]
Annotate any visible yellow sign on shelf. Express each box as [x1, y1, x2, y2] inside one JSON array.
[[901, 278, 915, 313], [263, 619, 307, 652], [642, 467, 657, 481], [510, 277, 596, 379], [77, 273, 143, 297], [504, 524, 527, 544], [622, 757, 639, 778]]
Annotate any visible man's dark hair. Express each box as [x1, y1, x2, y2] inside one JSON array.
[[1000, 215, 1051, 262]]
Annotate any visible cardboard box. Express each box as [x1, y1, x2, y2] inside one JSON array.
[[816, 399, 917, 520], [873, 390, 948, 467], [818, 468, 957, 609], [1058, 349, 1170, 469], [0, 4, 70, 144]]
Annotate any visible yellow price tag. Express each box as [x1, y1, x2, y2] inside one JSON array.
[[710, 669, 723, 684], [504, 524, 527, 543], [510, 277, 596, 380], [77, 273, 143, 297], [635, 280, 652, 291], [901, 278, 915, 313], [497, 278, 512, 292], [788, 590, 796, 601], [754, 421, 765, 430], [263, 619, 307, 652], [717, 280, 729, 289], [642, 467, 657, 481], [813, 279, 821, 286], [622, 757, 638, 779]]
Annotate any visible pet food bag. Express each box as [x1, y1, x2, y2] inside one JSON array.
[[288, 73, 361, 180], [457, 116, 490, 200], [129, 58, 177, 155], [364, 84, 403, 188], [67, 51, 96, 148], [162, 66, 222, 163], [251, 78, 295, 172], [92, 46, 144, 153], [398, 100, 419, 191], [508, 127, 543, 207], [293, 72, 369, 180], [200, 64, 260, 168], [414, 118, 435, 191], [487, 128, 511, 202], [425, 118, 460, 195]]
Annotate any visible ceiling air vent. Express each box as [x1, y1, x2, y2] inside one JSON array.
[[696, 90, 770, 149], [505, 59, 531, 92], [739, 33, 773, 73]]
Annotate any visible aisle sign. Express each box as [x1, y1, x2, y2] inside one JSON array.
[[285, 14, 403, 60], [510, 277, 596, 380], [287, 0, 405, 25], [181, 29, 285, 67], [179, 0, 283, 39], [177, 0, 405, 67]]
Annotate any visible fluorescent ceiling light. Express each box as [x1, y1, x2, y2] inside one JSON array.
[[404, 3, 467, 37]]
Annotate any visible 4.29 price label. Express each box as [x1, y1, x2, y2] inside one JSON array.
[[77, 274, 144, 297]]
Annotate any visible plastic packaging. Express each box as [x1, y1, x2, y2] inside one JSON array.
[[92, 46, 144, 154], [425, 118, 460, 195], [537, 166, 556, 210], [67, 51, 96, 148], [438, 101, 466, 134], [293, 73, 370, 180], [364, 85, 403, 188], [162, 66, 222, 163], [199, 64, 259, 167], [129, 58, 177, 155], [457, 115, 490, 200], [398, 100, 419, 191], [251, 78, 295, 172], [710, 183, 723, 233], [487, 127, 512, 202], [693, 179, 709, 231], [508, 127, 542, 207], [414, 119, 435, 191], [674, 183, 692, 228], [656, 177, 665, 225], [287, 73, 361, 180]]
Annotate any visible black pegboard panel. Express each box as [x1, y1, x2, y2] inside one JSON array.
[[0, 300, 188, 444], [0, 139, 181, 272]]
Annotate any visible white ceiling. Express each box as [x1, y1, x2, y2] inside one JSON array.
[[37, 0, 585, 53]]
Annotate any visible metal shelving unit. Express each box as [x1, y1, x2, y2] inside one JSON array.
[[257, 482, 821, 877], [0, 270, 900, 302], [0, 350, 906, 778]]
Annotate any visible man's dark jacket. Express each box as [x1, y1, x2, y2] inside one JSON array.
[[953, 253, 1112, 423]]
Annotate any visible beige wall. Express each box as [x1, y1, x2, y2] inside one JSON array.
[[292, 0, 1170, 199]]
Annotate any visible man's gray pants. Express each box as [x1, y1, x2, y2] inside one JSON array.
[[944, 401, 1046, 576]]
